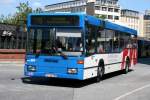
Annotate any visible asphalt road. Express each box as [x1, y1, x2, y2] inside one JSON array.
[[0, 58, 150, 100]]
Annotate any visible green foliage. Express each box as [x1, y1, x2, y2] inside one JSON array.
[[95, 15, 107, 19], [0, 1, 43, 25], [0, 14, 14, 24], [16, 1, 33, 25], [33, 8, 43, 13]]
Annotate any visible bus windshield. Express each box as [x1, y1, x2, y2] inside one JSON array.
[[27, 28, 83, 56]]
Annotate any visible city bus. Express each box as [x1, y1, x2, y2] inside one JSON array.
[[138, 38, 150, 58], [24, 13, 137, 82]]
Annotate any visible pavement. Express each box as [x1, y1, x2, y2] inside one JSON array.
[[0, 59, 24, 64], [0, 58, 150, 100]]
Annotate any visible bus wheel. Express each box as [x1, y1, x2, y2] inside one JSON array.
[[124, 59, 130, 74], [97, 64, 104, 82]]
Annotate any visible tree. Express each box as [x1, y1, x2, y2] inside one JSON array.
[[0, 1, 43, 26], [0, 14, 14, 24], [0, 15, 4, 23], [34, 8, 43, 13], [16, 1, 32, 25]]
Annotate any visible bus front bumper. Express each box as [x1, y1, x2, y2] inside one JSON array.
[[25, 69, 84, 80]]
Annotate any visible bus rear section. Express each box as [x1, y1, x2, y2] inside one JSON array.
[[138, 39, 150, 58]]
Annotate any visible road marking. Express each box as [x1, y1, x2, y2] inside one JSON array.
[[114, 84, 150, 100]]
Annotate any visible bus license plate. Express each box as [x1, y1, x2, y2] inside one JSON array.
[[28, 72, 34, 76], [45, 74, 56, 78]]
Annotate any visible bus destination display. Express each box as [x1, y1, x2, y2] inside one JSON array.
[[31, 15, 79, 26]]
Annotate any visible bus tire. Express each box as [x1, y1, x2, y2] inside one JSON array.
[[97, 60, 104, 82], [124, 58, 130, 74]]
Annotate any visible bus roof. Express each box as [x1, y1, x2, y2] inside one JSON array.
[[28, 13, 101, 27], [104, 21, 137, 35], [28, 13, 137, 35]]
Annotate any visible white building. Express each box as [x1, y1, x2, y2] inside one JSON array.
[[94, 0, 120, 22], [145, 10, 150, 15], [45, 0, 121, 22], [144, 11, 150, 39], [120, 9, 142, 36]]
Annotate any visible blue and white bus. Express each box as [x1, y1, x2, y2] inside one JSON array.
[[138, 38, 150, 58], [25, 13, 137, 82]]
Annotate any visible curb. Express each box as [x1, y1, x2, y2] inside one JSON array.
[[0, 59, 24, 64]]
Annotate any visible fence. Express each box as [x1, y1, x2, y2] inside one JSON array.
[[0, 23, 27, 60], [0, 23, 27, 49]]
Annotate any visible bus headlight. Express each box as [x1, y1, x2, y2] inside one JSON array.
[[67, 68, 78, 74], [27, 65, 36, 72]]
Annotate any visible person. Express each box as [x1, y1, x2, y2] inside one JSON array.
[[127, 43, 132, 48], [98, 44, 104, 53], [74, 38, 82, 51], [55, 38, 65, 51]]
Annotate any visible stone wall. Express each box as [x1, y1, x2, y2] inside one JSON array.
[[0, 49, 25, 59]]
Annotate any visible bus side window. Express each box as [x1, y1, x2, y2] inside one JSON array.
[[98, 44, 104, 53], [132, 36, 137, 48], [120, 37, 124, 51], [85, 24, 97, 55], [105, 30, 114, 53], [112, 32, 120, 52], [97, 30, 105, 54], [120, 32, 131, 50]]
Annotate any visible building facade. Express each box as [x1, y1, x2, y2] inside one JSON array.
[[120, 9, 141, 35], [138, 13, 144, 37], [144, 13, 150, 39], [145, 10, 150, 15], [45, 0, 120, 22], [94, 0, 120, 22]]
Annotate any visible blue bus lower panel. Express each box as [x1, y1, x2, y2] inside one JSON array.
[[25, 68, 84, 80]]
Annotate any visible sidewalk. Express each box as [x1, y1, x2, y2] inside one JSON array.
[[0, 59, 24, 64]]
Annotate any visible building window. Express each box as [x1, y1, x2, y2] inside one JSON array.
[[108, 8, 113, 12], [108, 15, 113, 19], [114, 16, 119, 20], [102, 7, 107, 11], [114, 9, 119, 12], [95, 6, 100, 10]]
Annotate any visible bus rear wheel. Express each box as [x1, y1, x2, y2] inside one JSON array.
[[97, 65, 104, 82]]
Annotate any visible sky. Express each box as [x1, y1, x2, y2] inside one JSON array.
[[0, 0, 150, 16]]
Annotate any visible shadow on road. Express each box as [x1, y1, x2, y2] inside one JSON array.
[[138, 58, 150, 65], [21, 70, 132, 88], [22, 77, 96, 88]]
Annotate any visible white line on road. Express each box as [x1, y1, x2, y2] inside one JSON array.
[[114, 83, 150, 100]]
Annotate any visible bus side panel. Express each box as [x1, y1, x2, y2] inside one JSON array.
[[83, 68, 97, 80], [104, 63, 122, 74], [83, 53, 122, 79], [128, 48, 138, 69], [122, 48, 138, 69], [83, 49, 138, 79]]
